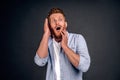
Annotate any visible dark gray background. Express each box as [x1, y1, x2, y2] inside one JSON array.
[[1, 0, 120, 80]]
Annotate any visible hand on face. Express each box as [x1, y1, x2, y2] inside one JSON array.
[[44, 18, 51, 36], [60, 30, 68, 49]]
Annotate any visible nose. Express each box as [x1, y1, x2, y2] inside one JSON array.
[[55, 20, 59, 26]]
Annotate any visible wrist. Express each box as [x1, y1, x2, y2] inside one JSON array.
[[62, 45, 69, 51], [43, 32, 50, 38], [62, 45, 70, 55]]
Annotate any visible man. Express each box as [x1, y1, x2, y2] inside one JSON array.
[[34, 8, 90, 80]]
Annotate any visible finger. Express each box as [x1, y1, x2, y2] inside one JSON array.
[[61, 30, 65, 35], [62, 30, 68, 38], [61, 31, 64, 37], [61, 31, 68, 41], [44, 18, 48, 27], [61, 31, 66, 39]]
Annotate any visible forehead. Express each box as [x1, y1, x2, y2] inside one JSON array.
[[50, 13, 65, 19]]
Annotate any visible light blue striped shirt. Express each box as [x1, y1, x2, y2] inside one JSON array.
[[34, 32, 90, 80]]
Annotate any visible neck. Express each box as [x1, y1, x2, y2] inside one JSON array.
[[55, 38, 62, 42], [52, 35, 62, 42]]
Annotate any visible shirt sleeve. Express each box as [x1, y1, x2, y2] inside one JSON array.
[[76, 34, 91, 72], [34, 53, 48, 66]]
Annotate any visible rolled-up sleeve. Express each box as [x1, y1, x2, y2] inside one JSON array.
[[34, 53, 48, 66], [76, 34, 90, 72]]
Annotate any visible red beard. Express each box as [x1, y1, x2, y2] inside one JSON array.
[[50, 26, 62, 39]]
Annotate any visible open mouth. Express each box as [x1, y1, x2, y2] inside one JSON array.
[[56, 27, 61, 30]]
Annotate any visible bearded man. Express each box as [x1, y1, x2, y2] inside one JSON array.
[[34, 8, 90, 80]]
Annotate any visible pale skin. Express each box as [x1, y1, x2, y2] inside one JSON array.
[[36, 13, 80, 67]]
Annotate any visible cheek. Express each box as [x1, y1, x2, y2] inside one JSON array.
[[50, 24, 55, 29], [59, 22, 65, 27]]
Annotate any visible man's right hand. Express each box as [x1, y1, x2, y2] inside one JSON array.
[[36, 18, 50, 58], [44, 18, 51, 37]]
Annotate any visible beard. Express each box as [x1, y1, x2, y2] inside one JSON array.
[[50, 26, 65, 39], [51, 29, 62, 39]]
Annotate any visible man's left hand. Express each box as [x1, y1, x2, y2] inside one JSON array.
[[60, 30, 68, 49]]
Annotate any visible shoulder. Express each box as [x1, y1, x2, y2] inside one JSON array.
[[68, 33, 88, 49], [68, 32, 86, 44], [68, 32, 84, 39], [68, 32, 87, 49]]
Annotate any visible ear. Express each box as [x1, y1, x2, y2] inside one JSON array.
[[65, 21, 67, 28]]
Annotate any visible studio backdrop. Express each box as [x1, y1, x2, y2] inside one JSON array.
[[1, 0, 120, 80]]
